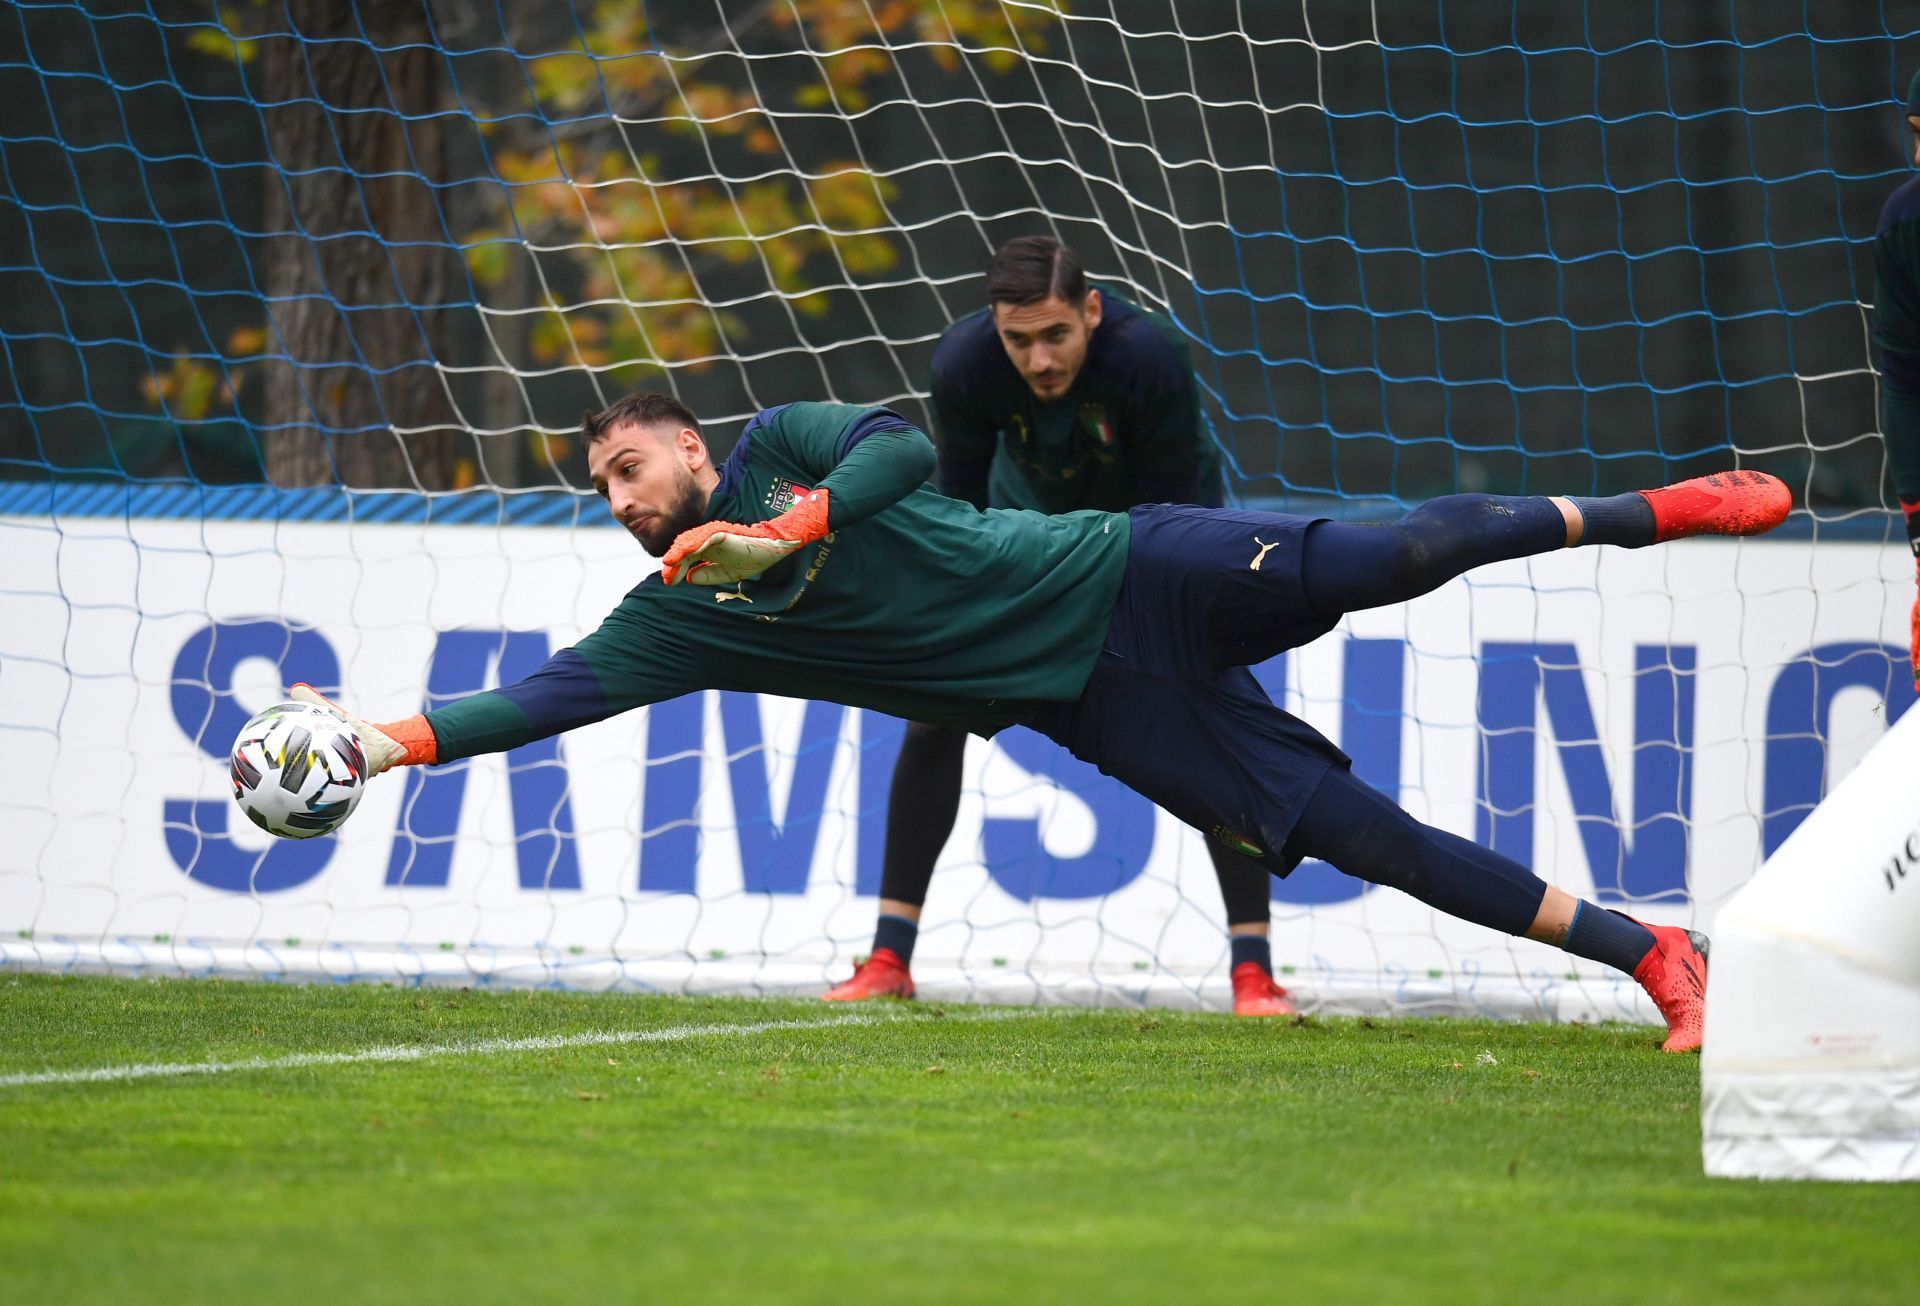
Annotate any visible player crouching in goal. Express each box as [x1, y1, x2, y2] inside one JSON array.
[[297, 393, 1789, 1052], [839, 235, 1291, 1014]]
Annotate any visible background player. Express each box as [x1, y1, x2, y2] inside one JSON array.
[[1876, 70, 1920, 688], [824, 235, 1294, 1015], [298, 392, 1789, 1053]]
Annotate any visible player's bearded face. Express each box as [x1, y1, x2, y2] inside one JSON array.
[[590, 427, 711, 557], [994, 291, 1101, 401], [628, 461, 706, 556]]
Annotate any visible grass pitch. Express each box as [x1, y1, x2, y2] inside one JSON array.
[[2, 974, 1915, 1304]]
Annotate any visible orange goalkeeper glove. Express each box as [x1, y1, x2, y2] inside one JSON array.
[[289, 683, 438, 774], [661, 488, 832, 586]]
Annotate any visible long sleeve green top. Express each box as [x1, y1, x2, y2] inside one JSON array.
[[424, 402, 1132, 760]]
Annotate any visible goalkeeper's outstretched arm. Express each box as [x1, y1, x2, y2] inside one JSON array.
[[291, 652, 622, 775], [294, 609, 685, 772]]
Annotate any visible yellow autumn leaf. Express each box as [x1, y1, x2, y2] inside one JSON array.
[[185, 27, 253, 66], [226, 325, 268, 357]]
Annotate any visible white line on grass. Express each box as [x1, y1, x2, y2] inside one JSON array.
[[0, 1013, 897, 1089]]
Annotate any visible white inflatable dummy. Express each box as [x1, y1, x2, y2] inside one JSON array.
[[1702, 704, 1920, 1180]]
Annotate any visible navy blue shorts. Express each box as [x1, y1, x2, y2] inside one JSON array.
[[1106, 504, 1340, 679], [1017, 504, 1351, 875]]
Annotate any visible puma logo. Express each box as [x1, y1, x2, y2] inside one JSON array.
[[715, 588, 753, 604], [1248, 536, 1279, 571]]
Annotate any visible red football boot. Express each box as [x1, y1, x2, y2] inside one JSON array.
[[1638, 470, 1791, 542], [1631, 923, 1709, 1053], [1230, 962, 1297, 1017], [820, 947, 915, 1001]]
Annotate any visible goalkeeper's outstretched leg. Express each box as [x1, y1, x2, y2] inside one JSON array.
[[1097, 471, 1789, 684], [1031, 469, 1788, 1051], [1295, 470, 1792, 621], [1285, 765, 1711, 1052]]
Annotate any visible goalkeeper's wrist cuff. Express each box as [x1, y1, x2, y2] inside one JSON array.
[[375, 715, 439, 767], [773, 488, 831, 540]]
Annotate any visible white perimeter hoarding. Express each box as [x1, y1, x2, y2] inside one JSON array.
[[0, 505, 1911, 1020]]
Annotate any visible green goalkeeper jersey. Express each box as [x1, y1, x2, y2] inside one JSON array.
[[425, 402, 1131, 760]]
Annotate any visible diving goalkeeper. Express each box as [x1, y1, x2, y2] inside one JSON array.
[[300, 392, 1790, 1052], [824, 235, 1292, 1015]]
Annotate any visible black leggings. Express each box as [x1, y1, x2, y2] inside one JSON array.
[[879, 721, 1272, 926]]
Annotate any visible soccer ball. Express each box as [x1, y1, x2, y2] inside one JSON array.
[[229, 701, 368, 839]]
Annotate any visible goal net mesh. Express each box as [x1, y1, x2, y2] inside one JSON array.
[[3, 1, 1917, 1016]]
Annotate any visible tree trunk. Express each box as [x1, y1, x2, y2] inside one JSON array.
[[259, 0, 459, 489]]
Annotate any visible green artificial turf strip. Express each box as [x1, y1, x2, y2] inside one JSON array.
[[1, 973, 1915, 1304]]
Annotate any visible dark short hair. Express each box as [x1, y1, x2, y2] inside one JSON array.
[[581, 391, 701, 445], [986, 235, 1087, 307]]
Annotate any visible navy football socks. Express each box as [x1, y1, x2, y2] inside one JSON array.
[[1567, 493, 1658, 549], [873, 913, 919, 966], [1560, 901, 1658, 974], [1229, 933, 1273, 975]]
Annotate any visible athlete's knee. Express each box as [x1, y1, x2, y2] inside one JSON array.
[[1316, 816, 1432, 899], [1286, 771, 1431, 896], [1388, 495, 1523, 594], [1399, 494, 1505, 556], [1366, 522, 1435, 599]]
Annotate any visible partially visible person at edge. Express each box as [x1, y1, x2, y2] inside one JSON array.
[[1875, 69, 1920, 688], [823, 234, 1293, 1016]]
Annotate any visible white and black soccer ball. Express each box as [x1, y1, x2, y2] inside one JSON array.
[[229, 701, 368, 839]]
